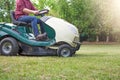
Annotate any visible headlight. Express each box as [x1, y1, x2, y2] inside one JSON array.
[[74, 36, 80, 42]]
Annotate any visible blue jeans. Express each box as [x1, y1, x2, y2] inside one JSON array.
[[17, 16, 45, 37]]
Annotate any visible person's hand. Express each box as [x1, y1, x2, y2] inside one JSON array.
[[33, 10, 39, 15]]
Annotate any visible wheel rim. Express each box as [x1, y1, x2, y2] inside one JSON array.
[[61, 48, 71, 57], [2, 42, 12, 54]]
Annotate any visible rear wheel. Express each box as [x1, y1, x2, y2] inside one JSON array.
[[57, 44, 73, 57], [0, 37, 19, 56]]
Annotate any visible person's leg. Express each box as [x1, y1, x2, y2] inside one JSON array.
[[17, 16, 39, 37], [37, 19, 45, 34]]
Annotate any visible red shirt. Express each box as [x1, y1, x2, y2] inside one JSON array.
[[15, 0, 36, 19]]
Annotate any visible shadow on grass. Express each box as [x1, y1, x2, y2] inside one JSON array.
[[74, 53, 109, 58], [0, 52, 110, 58]]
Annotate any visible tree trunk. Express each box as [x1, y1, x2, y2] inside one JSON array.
[[106, 35, 109, 42], [96, 35, 99, 42]]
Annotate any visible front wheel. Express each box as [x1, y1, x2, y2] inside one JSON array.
[[0, 37, 19, 56], [57, 44, 73, 57]]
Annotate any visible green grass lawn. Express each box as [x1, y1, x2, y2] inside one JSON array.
[[0, 44, 120, 80]]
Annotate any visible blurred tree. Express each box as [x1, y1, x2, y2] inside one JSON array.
[[0, 0, 15, 22]]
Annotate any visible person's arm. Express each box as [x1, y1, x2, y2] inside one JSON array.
[[23, 8, 39, 15]]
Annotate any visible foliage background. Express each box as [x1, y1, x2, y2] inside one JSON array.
[[0, 0, 120, 42]]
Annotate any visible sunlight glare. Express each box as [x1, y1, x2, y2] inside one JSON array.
[[108, 0, 120, 30], [113, 0, 120, 30]]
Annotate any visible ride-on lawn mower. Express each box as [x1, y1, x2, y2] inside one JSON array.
[[0, 9, 81, 57]]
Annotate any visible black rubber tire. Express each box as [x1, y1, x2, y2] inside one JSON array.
[[0, 37, 19, 56], [57, 44, 72, 57], [72, 51, 76, 55]]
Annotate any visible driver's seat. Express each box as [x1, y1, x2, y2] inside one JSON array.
[[10, 11, 29, 26]]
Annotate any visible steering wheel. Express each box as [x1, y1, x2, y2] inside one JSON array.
[[35, 9, 49, 16]]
